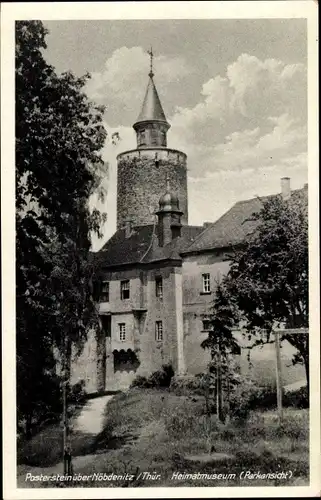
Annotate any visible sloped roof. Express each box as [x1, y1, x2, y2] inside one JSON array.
[[94, 224, 203, 268], [182, 186, 308, 255], [134, 75, 168, 124]]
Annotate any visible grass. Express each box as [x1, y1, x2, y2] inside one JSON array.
[[17, 389, 309, 488]]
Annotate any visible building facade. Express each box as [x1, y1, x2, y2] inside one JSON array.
[[70, 63, 307, 393]]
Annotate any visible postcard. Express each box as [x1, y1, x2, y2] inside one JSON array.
[[2, 1, 319, 498]]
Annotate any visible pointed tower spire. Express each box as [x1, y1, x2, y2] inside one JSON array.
[[133, 49, 170, 148]]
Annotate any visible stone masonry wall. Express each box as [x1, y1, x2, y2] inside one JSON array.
[[117, 148, 188, 228]]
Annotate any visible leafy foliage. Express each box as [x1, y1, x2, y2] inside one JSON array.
[[200, 282, 240, 421], [16, 21, 108, 435], [201, 282, 239, 357], [130, 364, 175, 389], [225, 192, 309, 385], [229, 382, 309, 422]]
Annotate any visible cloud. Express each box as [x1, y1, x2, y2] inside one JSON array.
[[169, 54, 307, 177], [187, 151, 308, 227], [89, 122, 136, 250], [89, 52, 307, 250], [85, 46, 191, 105], [227, 54, 306, 119]]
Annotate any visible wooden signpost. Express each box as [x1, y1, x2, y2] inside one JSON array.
[[273, 327, 308, 423]]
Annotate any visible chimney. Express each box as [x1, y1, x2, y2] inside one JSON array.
[[281, 177, 291, 201], [203, 222, 212, 229]]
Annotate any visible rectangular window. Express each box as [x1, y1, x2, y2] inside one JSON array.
[[100, 281, 109, 302], [155, 277, 163, 299], [119, 323, 126, 342], [202, 319, 211, 331], [202, 273, 211, 293], [155, 321, 163, 342], [120, 280, 130, 300], [138, 129, 146, 146]]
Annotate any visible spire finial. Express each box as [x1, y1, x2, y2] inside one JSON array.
[[147, 46, 154, 78]]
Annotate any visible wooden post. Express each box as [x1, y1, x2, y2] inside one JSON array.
[[62, 335, 68, 473], [275, 330, 283, 423], [62, 334, 72, 476]]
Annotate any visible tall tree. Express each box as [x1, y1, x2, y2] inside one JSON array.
[[16, 20, 108, 442], [226, 190, 309, 388], [201, 282, 240, 421]]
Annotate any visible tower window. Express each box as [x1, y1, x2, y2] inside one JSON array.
[[155, 321, 163, 342], [120, 280, 130, 300], [138, 129, 146, 146], [100, 281, 109, 302], [202, 273, 211, 293], [119, 323, 126, 342], [155, 277, 163, 299]]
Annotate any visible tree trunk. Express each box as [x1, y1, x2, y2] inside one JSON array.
[[303, 355, 309, 394], [62, 334, 72, 476]]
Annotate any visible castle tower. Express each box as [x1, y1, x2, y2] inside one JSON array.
[[117, 49, 188, 229]]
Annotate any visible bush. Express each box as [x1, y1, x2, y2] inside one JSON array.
[[170, 374, 204, 396], [228, 381, 277, 421], [69, 380, 87, 406], [148, 364, 174, 388], [229, 382, 309, 421], [249, 385, 277, 410], [130, 375, 150, 389], [283, 386, 309, 409], [130, 364, 175, 389]]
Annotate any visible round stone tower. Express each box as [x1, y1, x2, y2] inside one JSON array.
[[117, 54, 188, 229]]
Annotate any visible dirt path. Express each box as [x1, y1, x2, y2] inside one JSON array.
[[17, 395, 114, 487], [72, 395, 114, 434]]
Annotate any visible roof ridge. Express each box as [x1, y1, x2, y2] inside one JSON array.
[[183, 204, 239, 253]]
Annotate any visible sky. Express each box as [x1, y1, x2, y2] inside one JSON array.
[[43, 19, 307, 251]]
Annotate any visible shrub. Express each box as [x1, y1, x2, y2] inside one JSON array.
[[130, 375, 150, 388], [249, 385, 277, 410], [68, 380, 87, 406], [283, 385, 309, 409], [228, 379, 259, 421], [229, 382, 309, 422], [130, 364, 175, 389], [148, 364, 174, 388], [170, 374, 203, 396]]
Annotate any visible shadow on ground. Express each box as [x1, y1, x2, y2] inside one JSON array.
[[17, 393, 137, 468]]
